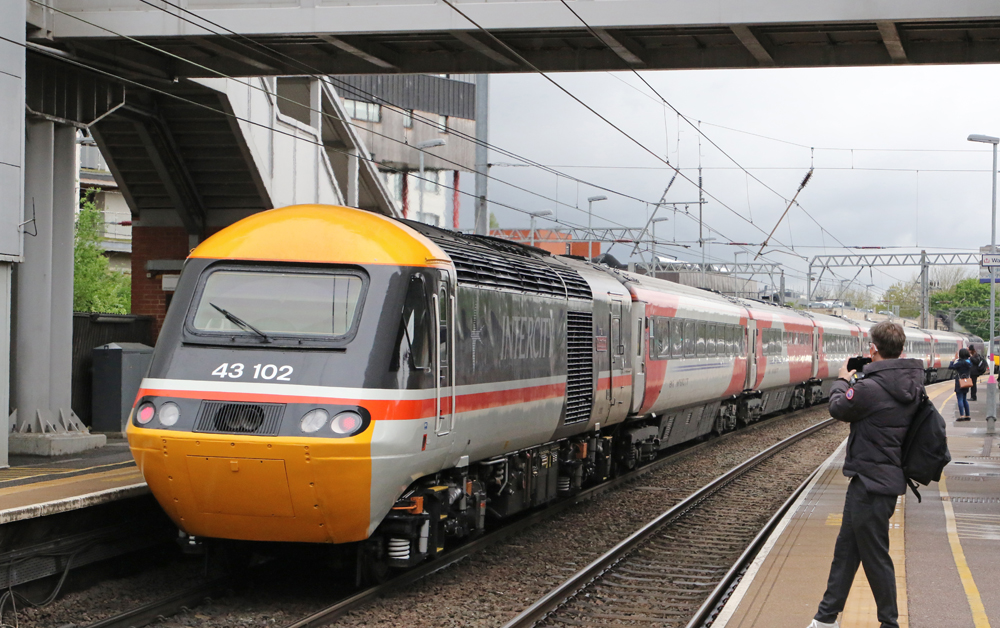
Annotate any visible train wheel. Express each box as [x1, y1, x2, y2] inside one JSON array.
[[357, 539, 392, 586]]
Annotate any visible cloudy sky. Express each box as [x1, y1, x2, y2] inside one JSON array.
[[464, 64, 1000, 297]]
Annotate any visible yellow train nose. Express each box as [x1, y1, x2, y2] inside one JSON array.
[[127, 426, 373, 543]]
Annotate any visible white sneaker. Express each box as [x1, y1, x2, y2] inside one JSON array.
[[806, 620, 839, 628]]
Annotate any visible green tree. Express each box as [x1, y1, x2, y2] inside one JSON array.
[[74, 192, 131, 314], [489, 211, 499, 231], [930, 277, 991, 338], [880, 281, 921, 319]]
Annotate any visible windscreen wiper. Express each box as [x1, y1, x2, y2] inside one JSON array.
[[210, 302, 271, 343]]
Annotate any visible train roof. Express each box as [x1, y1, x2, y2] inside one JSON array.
[[190, 204, 451, 268]]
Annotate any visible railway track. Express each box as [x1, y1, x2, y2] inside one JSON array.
[[79, 410, 833, 628], [502, 418, 835, 628]]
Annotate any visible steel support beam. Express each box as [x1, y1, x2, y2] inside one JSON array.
[[877, 20, 908, 63], [317, 35, 400, 71], [730, 25, 775, 67], [449, 31, 519, 68], [120, 105, 207, 236], [591, 28, 647, 67]]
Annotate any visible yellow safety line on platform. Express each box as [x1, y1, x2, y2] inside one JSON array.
[[939, 476, 991, 628]]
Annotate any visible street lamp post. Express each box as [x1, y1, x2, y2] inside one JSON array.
[[416, 138, 446, 224], [528, 210, 553, 247], [969, 133, 999, 433], [587, 195, 607, 260]]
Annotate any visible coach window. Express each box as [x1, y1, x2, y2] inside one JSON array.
[[683, 320, 695, 357], [672, 319, 684, 357], [696, 322, 707, 357], [706, 324, 716, 356], [660, 319, 673, 359]]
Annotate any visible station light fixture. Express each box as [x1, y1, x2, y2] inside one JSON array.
[[586, 196, 608, 259]]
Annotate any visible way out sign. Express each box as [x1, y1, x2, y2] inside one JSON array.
[[982, 254, 1000, 267]]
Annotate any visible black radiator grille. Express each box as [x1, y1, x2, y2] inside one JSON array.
[[436, 240, 567, 297], [552, 266, 593, 300], [405, 221, 592, 300], [565, 311, 594, 425], [194, 401, 284, 436]]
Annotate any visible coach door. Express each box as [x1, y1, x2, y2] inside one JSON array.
[[433, 280, 455, 436], [811, 328, 820, 378], [744, 320, 758, 390], [609, 297, 625, 406], [631, 303, 646, 412]]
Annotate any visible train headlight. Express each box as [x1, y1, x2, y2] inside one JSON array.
[[136, 402, 155, 425], [331, 411, 364, 436], [300, 409, 329, 433], [159, 402, 180, 427]]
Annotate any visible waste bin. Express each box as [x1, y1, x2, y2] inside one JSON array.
[[92, 343, 154, 433]]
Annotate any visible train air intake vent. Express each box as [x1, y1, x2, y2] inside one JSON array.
[[404, 221, 592, 300], [194, 401, 284, 436], [564, 311, 594, 425]]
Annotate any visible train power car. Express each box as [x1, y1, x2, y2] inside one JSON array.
[[126, 204, 980, 577]]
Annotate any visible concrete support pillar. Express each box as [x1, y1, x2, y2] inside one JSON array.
[[50, 126, 76, 414], [11, 121, 103, 455], [474, 74, 489, 236], [16, 120, 55, 429]]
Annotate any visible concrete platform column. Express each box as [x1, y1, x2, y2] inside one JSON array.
[[50, 126, 76, 415], [10, 120, 104, 455]]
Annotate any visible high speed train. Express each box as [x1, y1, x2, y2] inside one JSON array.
[[126, 204, 977, 577]]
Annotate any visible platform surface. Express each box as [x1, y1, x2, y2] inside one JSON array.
[[0, 437, 147, 523], [717, 379, 1000, 628]]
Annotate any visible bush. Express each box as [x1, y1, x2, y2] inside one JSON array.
[[73, 192, 130, 314]]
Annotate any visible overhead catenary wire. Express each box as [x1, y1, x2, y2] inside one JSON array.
[[128, 0, 684, 221], [28, 1, 906, 294], [47, 0, 823, 277], [33, 0, 661, 233], [109, 0, 894, 296]]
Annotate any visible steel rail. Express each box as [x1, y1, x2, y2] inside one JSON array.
[[78, 407, 826, 628], [684, 461, 823, 628], [279, 411, 831, 628], [500, 417, 836, 628], [83, 577, 231, 628]]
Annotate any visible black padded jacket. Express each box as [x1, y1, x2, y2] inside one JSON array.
[[829, 358, 925, 496]]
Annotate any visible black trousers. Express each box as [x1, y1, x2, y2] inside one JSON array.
[[971, 376, 979, 400], [815, 477, 899, 628]]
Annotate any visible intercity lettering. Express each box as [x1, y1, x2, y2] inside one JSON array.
[[500, 315, 554, 360]]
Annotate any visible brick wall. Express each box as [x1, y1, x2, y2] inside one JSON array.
[[130, 226, 189, 341]]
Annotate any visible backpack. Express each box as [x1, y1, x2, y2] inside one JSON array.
[[901, 391, 951, 502], [972, 353, 988, 376]]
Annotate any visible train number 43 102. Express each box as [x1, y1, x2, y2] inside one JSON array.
[[211, 363, 293, 381]]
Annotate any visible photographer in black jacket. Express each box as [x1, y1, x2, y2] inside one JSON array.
[[808, 321, 924, 628]]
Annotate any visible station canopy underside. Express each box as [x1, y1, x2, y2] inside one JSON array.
[[40, 19, 1000, 77]]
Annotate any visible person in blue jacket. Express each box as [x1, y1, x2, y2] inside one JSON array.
[[950, 348, 973, 421]]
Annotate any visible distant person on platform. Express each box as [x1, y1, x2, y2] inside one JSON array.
[[950, 349, 973, 421], [807, 321, 924, 628], [968, 345, 988, 402]]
